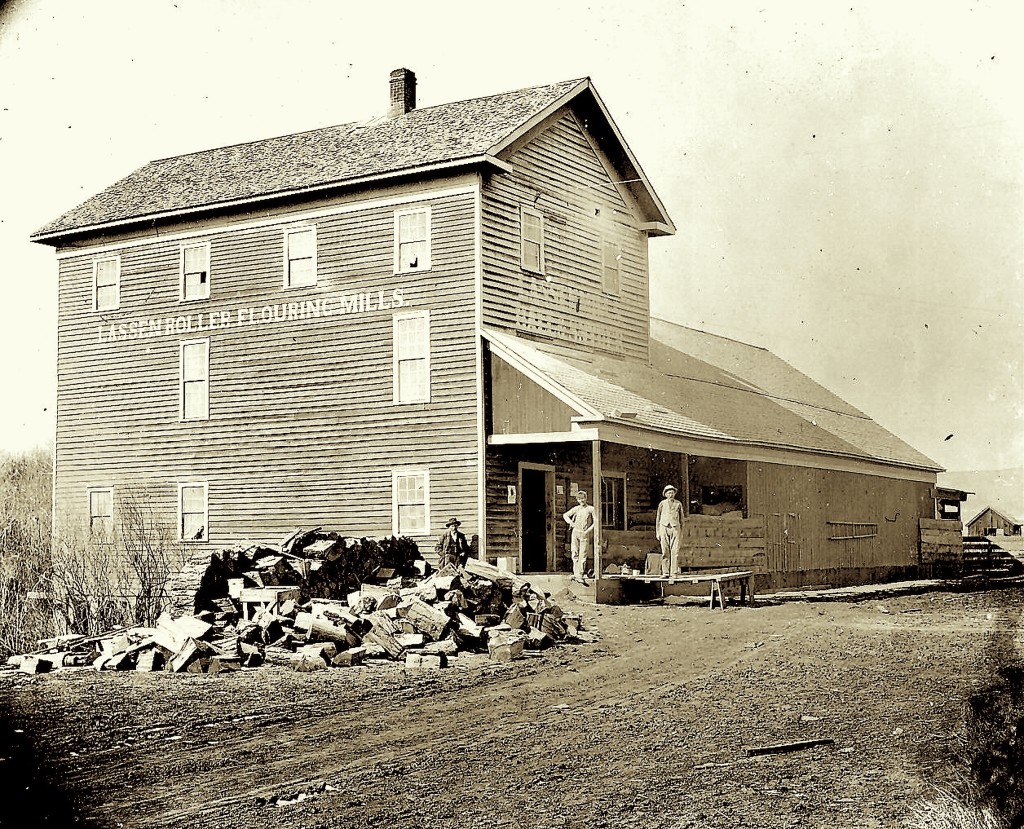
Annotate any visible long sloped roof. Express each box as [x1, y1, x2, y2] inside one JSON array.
[[966, 506, 1022, 527], [33, 78, 589, 239], [485, 326, 941, 473]]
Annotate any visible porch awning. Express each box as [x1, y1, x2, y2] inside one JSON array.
[[483, 328, 941, 479]]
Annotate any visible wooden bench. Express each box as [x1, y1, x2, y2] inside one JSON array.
[[603, 570, 754, 610], [238, 586, 301, 620]]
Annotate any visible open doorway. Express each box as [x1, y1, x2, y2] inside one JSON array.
[[519, 464, 554, 572]]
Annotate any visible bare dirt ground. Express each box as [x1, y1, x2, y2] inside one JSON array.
[[2, 583, 1020, 829]]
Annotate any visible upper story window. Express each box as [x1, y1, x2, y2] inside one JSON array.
[[181, 242, 211, 301], [180, 339, 209, 421], [178, 482, 208, 542], [393, 468, 429, 536], [284, 226, 317, 288], [394, 207, 431, 273], [393, 310, 430, 404], [521, 205, 545, 275], [93, 256, 120, 311], [602, 240, 621, 295], [88, 487, 114, 540]]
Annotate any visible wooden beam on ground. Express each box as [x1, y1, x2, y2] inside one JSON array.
[[745, 739, 835, 757]]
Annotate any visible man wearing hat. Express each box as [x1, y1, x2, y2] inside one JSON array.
[[562, 490, 596, 585], [436, 516, 471, 569], [656, 484, 685, 577]]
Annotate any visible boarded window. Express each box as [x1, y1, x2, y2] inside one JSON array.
[[285, 227, 316, 288], [179, 483, 207, 541], [181, 242, 210, 300], [94, 257, 119, 311], [180, 339, 209, 420], [395, 208, 430, 272], [393, 311, 430, 403], [602, 240, 621, 294], [827, 521, 879, 540], [88, 488, 114, 540], [393, 470, 429, 535], [521, 206, 544, 274]]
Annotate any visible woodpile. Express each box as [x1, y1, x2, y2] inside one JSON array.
[[4, 533, 595, 675]]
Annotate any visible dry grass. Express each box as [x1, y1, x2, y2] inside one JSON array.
[[909, 790, 1003, 829]]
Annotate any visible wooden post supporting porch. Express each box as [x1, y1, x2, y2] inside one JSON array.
[[592, 439, 602, 578]]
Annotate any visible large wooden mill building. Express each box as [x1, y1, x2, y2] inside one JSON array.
[[33, 69, 946, 591]]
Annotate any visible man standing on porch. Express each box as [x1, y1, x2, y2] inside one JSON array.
[[657, 485, 685, 577], [563, 490, 596, 586]]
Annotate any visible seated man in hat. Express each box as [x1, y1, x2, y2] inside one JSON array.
[[436, 516, 471, 569], [656, 485, 685, 577]]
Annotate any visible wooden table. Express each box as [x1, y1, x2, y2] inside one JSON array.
[[605, 570, 754, 610]]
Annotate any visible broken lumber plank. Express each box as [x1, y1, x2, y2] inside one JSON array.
[[398, 598, 451, 640], [332, 646, 366, 667], [362, 613, 405, 659], [422, 638, 458, 657], [208, 656, 241, 674], [263, 647, 296, 668], [290, 653, 328, 672], [487, 630, 526, 663], [305, 616, 349, 644], [170, 638, 201, 673], [504, 604, 527, 630], [18, 656, 54, 674], [395, 632, 426, 648], [745, 739, 835, 757]]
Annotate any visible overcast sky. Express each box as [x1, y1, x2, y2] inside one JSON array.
[[1, 1, 1020, 495]]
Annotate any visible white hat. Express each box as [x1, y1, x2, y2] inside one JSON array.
[[662, 485, 677, 496]]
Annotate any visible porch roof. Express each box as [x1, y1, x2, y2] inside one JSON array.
[[483, 328, 941, 474]]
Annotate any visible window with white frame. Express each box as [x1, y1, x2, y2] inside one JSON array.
[[180, 339, 209, 421], [394, 207, 431, 273], [93, 256, 120, 311], [88, 487, 114, 540], [284, 226, 316, 288], [601, 474, 627, 530], [393, 310, 430, 403], [179, 483, 208, 542], [521, 205, 544, 274], [393, 468, 429, 536], [181, 242, 210, 301], [602, 239, 621, 295]]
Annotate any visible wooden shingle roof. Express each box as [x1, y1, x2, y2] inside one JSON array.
[[33, 79, 581, 239], [33, 76, 672, 242]]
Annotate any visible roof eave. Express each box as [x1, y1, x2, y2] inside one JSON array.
[[571, 414, 944, 475], [488, 78, 676, 233], [30, 154, 512, 246]]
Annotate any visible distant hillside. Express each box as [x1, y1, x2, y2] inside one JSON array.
[[938, 467, 1023, 525]]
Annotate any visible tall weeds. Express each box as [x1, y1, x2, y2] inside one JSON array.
[[1, 449, 190, 655], [0, 447, 54, 656]]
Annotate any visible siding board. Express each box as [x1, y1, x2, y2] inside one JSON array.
[[482, 109, 650, 360], [56, 191, 481, 547]]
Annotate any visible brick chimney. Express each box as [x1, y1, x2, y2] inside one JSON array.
[[389, 68, 416, 118]]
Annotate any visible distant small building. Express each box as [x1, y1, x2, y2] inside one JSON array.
[[966, 507, 1023, 537]]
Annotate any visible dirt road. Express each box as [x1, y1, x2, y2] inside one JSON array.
[[1, 584, 1018, 829]]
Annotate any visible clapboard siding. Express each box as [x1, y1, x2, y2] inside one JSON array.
[[55, 190, 480, 547], [489, 353, 578, 435], [481, 109, 650, 360], [746, 462, 931, 574]]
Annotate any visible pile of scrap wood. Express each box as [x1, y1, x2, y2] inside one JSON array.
[[192, 529, 423, 612], [6, 554, 595, 676]]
